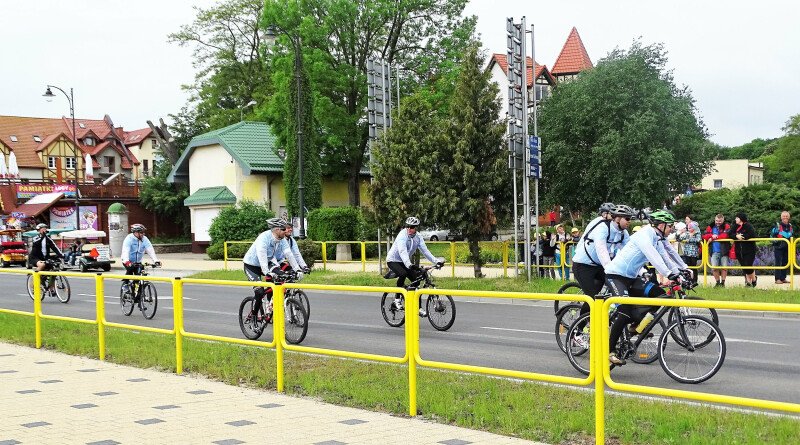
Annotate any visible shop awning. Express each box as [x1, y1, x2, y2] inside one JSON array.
[[12, 192, 64, 218]]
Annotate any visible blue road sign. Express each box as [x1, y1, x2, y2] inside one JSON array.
[[528, 136, 540, 149]]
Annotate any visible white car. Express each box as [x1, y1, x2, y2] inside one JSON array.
[[419, 228, 449, 241]]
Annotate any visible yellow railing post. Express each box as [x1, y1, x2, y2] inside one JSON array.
[[450, 242, 455, 278], [502, 241, 508, 278], [791, 239, 796, 290], [361, 242, 366, 272], [322, 242, 328, 271], [33, 272, 42, 349], [173, 277, 184, 374], [95, 273, 106, 361], [560, 243, 566, 280], [702, 240, 708, 287], [407, 289, 418, 416], [594, 298, 604, 445], [274, 283, 285, 392], [224, 242, 229, 271]]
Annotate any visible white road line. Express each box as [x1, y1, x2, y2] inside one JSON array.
[[480, 326, 551, 335], [726, 338, 788, 347]]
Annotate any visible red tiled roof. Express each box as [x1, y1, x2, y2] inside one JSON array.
[[489, 54, 554, 86], [551, 27, 593, 75], [124, 128, 152, 146]]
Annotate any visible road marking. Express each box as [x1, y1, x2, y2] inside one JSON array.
[[76, 293, 193, 301], [480, 326, 551, 335], [726, 338, 788, 347]]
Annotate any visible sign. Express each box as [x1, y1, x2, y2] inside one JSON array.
[[528, 136, 540, 149], [49, 206, 99, 230], [17, 184, 77, 199], [528, 164, 542, 179]]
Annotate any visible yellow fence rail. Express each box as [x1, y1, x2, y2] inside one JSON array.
[[2, 268, 799, 443]]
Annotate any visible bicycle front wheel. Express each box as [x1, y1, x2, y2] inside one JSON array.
[[380, 292, 405, 327], [565, 313, 592, 376], [555, 303, 583, 354], [239, 296, 267, 340], [659, 315, 726, 384], [669, 297, 719, 348], [139, 283, 158, 320], [287, 289, 310, 319], [555, 281, 583, 314], [284, 298, 308, 344], [54, 276, 70, 303], [426, 294, 456, 331], [120, 286, 135, 316]]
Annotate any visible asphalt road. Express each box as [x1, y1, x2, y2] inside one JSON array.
[[1, 272, 798, 407]]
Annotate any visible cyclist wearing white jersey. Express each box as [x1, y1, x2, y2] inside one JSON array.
[[275, 222, 311, 274], [243, 218, 301, 314], [604, 210, 691, 365], [386, 216, 443, 317]]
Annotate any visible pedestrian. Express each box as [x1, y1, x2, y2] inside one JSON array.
[[548, 208, 557, 227], [540, 230, 556, 279], [770, 211, 794, 284], [703, 214, 731, 287], [729, 213, 757, 287], [551, 224, 571, 280], [679, 222, 702, 285]]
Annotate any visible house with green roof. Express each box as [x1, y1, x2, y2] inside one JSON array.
[[168, 121, 370, 252]]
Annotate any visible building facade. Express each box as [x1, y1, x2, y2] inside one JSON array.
[[700, 159, 764, 190]]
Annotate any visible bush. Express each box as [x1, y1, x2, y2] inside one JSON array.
[[208, 200, 274, 245], [298, 238, 321, 266], [307, 207, 363, 241], [206, 241, 251, 260]]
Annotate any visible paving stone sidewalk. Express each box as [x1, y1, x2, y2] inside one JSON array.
[[0, 343, 545, 445]]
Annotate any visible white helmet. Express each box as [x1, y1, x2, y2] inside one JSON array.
[[405, 216, 420, 227]]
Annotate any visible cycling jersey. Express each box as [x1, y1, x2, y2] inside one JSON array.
[[121, 234, 159, 264], [604, 225, 684, 279], [276, 236, 307, 269], [28, 234, 63, 263], [243, 231, 299, 275], [386, 229, 438, 268], [572, 217, 629, 267]]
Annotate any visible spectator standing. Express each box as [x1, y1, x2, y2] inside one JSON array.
[[729, 213, 757, 287], [770, 211, 794, 284], [548, 208, 557, 227], [703, 214, 731, 287], [540, 230, 556, 279], [551, 224, 571, 280], [679, 222, 702, 284]]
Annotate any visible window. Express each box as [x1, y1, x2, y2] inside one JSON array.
[[48, 156, 57, 169], [79, 123, 86, 129], [9, 135, 17, 142], [143, 159, 149, 174], [104, 156, 116, 173], [713, 179, 723, 189], [66, 157, 77, 170], [84, 137, 95, 146], [33, 135, 42, 142]]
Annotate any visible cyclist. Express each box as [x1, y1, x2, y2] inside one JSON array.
[[243, 217, 302, 317], [28, 223, 64, 295], [386, 216, 443, 317], [121, 224, 162, 294], [603, 210, 691, 365], [276, 222, 311, 274], [571, 204, 635, 302], [598, 202, 614, 221]]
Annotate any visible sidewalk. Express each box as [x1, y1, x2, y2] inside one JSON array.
[[0, 343, 543, 445]]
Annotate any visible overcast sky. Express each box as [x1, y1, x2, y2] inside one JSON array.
[[1, 0, 798, 147]]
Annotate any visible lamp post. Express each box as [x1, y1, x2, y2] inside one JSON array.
[[43, 85, 80, 230], [266, 25, 305, 238], [240, 100, 257, 122]]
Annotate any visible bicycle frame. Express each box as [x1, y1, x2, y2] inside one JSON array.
[[618, 283, 697, 356]]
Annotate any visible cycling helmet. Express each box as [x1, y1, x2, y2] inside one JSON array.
[[36, 223, 48, 230], [648, 210, 676, 225], [405, 216, 420, 227], [130, 224, 146, 233], [610, 204, 636, 218], [598, 202, 614, 215], [267, 217, 287, 229]]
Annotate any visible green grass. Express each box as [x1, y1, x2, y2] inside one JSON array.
[[0, 312, 797, 445], [188, 269, 800, 304]]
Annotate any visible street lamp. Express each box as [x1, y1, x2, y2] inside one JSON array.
[[240, 100, 257, 121], [43, 85, 80, 230], [265, 25, 306, 238]]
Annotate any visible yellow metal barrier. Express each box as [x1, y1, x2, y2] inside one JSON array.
[[704, 238, 793, 288]]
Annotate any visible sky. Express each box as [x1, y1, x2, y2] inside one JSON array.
[[1, 0, 798, 147]]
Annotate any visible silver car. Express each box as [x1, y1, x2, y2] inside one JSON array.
[[418, 228, 449, 241]]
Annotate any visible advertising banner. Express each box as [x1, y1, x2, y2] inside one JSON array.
[[49, 206, 99, 230], [17, 184, 77, 199]]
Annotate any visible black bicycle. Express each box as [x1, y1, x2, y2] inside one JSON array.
[[380, 264, 455, 331], [564, 280, 726, 384], [238, 270, 308, 344], [26, 258, 70, 303], [120, 263, 160, 319]]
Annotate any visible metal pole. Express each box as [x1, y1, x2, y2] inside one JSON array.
[[512, 168, 519, 277], [396, 65, 401, 118], [294, 36, 305, 238], [531, 24, 540, 276], [69, 88, 79, 230], [520, 17, 531, 281]]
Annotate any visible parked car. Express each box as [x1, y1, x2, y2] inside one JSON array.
[[419, 228, 449, 242], [0, 229, 27, 267], [446, 230, 499, 242]]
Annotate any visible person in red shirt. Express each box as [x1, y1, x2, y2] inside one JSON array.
[[702, 214, 731, 287], [548, 208, 557, 227]]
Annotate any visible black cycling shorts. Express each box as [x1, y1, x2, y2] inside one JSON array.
[[604, 274, 665, 321], [572, 262, 606, 297]]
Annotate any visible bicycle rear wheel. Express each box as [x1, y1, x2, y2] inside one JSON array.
[[26, 275, 44, 301], [565, 313, 592, 376], [669, 297, 719, 348], [239, 296, 267, 340], [287, 289, 310, 319], [54, 276, 70, 303], [284, 298, 308, 344], [120, 286, 135, 316], [555, 281, 583, 313], [139, 283, 158, 320], [555, 303, 583, 354], [630, 319, 666, 364], [380, 292, 405, 327], [659, 315, 726, 384], [426, 294, 456, 331]]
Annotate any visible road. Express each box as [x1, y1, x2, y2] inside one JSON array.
[[1, 272, 798, 408]]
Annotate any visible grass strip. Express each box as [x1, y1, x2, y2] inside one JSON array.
[[1, 313, 797, 445], [188, 269, 800, 305]]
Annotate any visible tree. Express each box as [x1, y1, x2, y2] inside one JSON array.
[[538, 41, 713, 212], [262, 0, 475, 206], [783, 113, 800, 136], [139, 162, 190, 233]]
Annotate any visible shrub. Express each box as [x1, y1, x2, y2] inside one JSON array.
[[298, 238, 321, 266], [307, 207, 362, 241], [208, 200, 274, 245], [206, 241, 251, 260]]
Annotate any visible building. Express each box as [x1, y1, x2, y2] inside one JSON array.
[[550, 27, 594, 83], [168, 121, 370, 252], [699, 159, 764, 190]]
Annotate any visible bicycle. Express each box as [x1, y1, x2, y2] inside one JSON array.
[[238, 270, 309, 344], [120, 263, 160, 319], [564, 280, 726, 384], [380, 264, 456, 331], [26, 258, 70, 303]]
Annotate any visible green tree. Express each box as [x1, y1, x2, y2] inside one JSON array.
[[539, 41, 713, 212], [139, 163, 190, 233], [782, 113, 800, 136]]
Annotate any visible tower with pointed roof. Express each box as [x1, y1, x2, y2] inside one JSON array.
[[551, 27, 593, 83]]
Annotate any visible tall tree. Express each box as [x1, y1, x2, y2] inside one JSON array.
[[263, 0, 475, 206], [762, 113, 800, 184], [539, 41, 713, 212]]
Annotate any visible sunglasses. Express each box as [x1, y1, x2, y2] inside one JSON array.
[[622, 216, 631, 221]]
